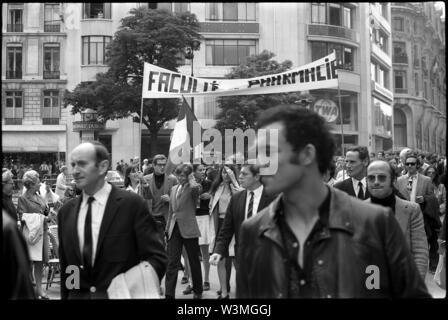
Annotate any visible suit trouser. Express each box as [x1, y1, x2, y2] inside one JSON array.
[[165, 223, 203, 296]]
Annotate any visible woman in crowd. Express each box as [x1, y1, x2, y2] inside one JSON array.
[[124, 165, 151, 201], [17, 170, 50, 299], [425, 166, 446, 218], [209, 164, 242, 299]]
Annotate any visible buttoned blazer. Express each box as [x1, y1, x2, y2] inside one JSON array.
[[57, 184, 167, 299], [334, 178, 370, 199], [166, 182, 202, 240], [396, 173, 434, 201]]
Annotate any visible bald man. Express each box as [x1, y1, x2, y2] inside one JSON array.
[[57, 141, 167, 299], [366, 160, 429, 279]]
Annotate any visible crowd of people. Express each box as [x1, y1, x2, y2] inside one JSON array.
[[3, 104, 446, 300]]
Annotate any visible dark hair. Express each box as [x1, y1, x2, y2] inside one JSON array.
[[175, 163, 193, 176], [256, 104, 335, 175], [424, 165, 440, 186], [152, 154, 167, 166], [86, 141, 110, 166], [328, 160, 336, 179], [347, 146, 370, 164], [124, 166, 137, 188], [405, 152, 421, 168], [241, 162, 260, 176], [193, 164, 205, 173], [210, 164, 238, 195]]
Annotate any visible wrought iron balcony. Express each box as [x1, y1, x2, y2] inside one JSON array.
[[393, 53, 408, 64], [308, 24, 358, 42], [7, 24, 23, 32], [6, 70, 22, 79], [42, 118, 60, 125], [44, 23, 61, 32], [394, 88, 408, 94], [43, 70, 60, 79]]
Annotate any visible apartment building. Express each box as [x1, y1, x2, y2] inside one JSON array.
[[391, 2, 446, 155]]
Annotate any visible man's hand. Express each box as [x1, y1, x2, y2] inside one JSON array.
[[415, 196, 424, 204], [209, 253, 222, 266], [161, 194, 170, 202]]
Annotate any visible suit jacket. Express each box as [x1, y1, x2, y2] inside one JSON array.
[[366, 196, 429, 279], [214, 188, 275, 257], [57, 184, 167, 299], [166, 182, 202, 240], [236, 188, 430, 298], [396, 173, 434, 202], [334, 177, 370, 199], [143, 173, 177, 218]]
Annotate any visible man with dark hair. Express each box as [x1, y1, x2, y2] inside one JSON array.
[[143, 154, 178, 243], [334, 146, 370, 200], [236, 104, 429, 298], [209, 163, 275, 274], [366, 160, 429, 279], [58, 141, 167, 299]]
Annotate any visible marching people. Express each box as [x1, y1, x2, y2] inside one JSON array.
[[334, 146, 370, 200], [57, 141, 167, 299], [165, 164, 203, 299], [3, 169, 17, 222], [209, 163, 275, 282], [366, 160, 429, 279], [209, 164, 243, 299], [424, 166, 446, 218], [17, 170, 51, 299], [55, 165, 70, 200], [236, 104, 429, 298], [143, 154, 178, 245]]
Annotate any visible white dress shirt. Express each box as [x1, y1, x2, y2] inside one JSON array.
[[244, 184, 264, 220], [406, 173, 419, 203], [78, 182, 112, 266], [351, 177, 367, 198]]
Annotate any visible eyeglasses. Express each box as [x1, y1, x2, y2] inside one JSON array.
[[405, 162, 417, 166], [155, 163, 166, 167], [367, 174, 388, 183]]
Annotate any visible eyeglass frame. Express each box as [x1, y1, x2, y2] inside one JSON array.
[[367, 174, 388, 183]]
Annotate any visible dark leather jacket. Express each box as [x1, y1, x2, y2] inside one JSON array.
[[236, 188, 430, 298]]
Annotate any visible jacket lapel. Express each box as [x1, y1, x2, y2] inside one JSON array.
[[72, 195, 83, 263], [416, 174, 424, 196], [393, 197, 409, 232], [211, 184, 224, 213], [94, 186, 122, 262]]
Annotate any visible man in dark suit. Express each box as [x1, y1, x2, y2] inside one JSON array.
[[58, 141, 167, 299], [210, 163, 275, 271], [334, 146, 371, 200]]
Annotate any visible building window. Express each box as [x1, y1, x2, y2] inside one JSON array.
[[394, 70, 406, 90], [6, 44, 22, 79], [4, 91, 23, 124], [393, 42, 407, 63], [206, 3, 256, 21], [44, 3, 61, 32], [328, 3, 342, 26], [311, 3, 353, 28], [83, 3, 111, 19], [311, 41, 354, 71], [343, 6, 352, 29], [373, 28, 388, 53], [206, 39, 256, 66], [415, 73, 419, 95], [413, 21, 418, 33], [43, 44, 60, 79], [42, 90, 60, 124], [392, 17, 404, 31], [82, 36, 111, 65], [311, 3, 326, 24], [7, 8, 23, 32], [424, 81, 428, 99]]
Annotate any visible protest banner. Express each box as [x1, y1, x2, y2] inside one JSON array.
[[142, 52, 338, 98]]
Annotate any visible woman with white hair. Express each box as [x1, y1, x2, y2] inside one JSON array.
[[17, 170, 50, 299]]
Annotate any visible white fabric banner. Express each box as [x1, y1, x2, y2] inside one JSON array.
[[142, 52, 339, 99]]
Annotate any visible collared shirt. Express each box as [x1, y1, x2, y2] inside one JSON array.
[[244, 184, 264, 220], [351, 177, 367, 198], [276, 186, 331, 298], [406, 173, 419, 203], [77, 182, 112, 266]]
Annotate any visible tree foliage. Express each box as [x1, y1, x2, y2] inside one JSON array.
[[63, 7, 202, 154], [214, 50, 303, 133]]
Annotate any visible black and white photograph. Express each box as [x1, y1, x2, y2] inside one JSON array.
[[2, 1, 446, 308]]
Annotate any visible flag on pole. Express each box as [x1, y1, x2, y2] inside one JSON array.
[[165, 97, 203, 175]]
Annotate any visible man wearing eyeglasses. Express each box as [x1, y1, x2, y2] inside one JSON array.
[[366, 160, 429, 280], [143, 154, 178, 244]]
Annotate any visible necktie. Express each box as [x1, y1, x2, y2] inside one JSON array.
[[83, 196, 95, 269], [247, 191, 254, 219], [177, 185, 183, 199], [357, 182, 364, 199]]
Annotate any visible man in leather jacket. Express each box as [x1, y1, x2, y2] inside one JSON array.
[[236, 104, 430, 298]]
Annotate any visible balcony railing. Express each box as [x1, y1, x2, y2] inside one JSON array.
[[308, 24, 357, 42], [4, 118, 22, 125], [44, 23, 61, 32], [335, 63, 354, 72], [43, 71, 60, 79], [42, 118, 60, 125], [7, 24, 23, 32], [393, 53, 408, 64], [395, 88, 408, 94], [6, 70, 22, 79]]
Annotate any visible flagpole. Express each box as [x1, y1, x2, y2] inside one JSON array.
[[337, 78, 345, 181], [139, 97, 144, 172]]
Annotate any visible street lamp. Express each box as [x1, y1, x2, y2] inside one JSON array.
[[184, 40, 201, 114]]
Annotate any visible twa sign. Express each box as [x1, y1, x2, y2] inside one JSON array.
[[309, 99, 339, 122]]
